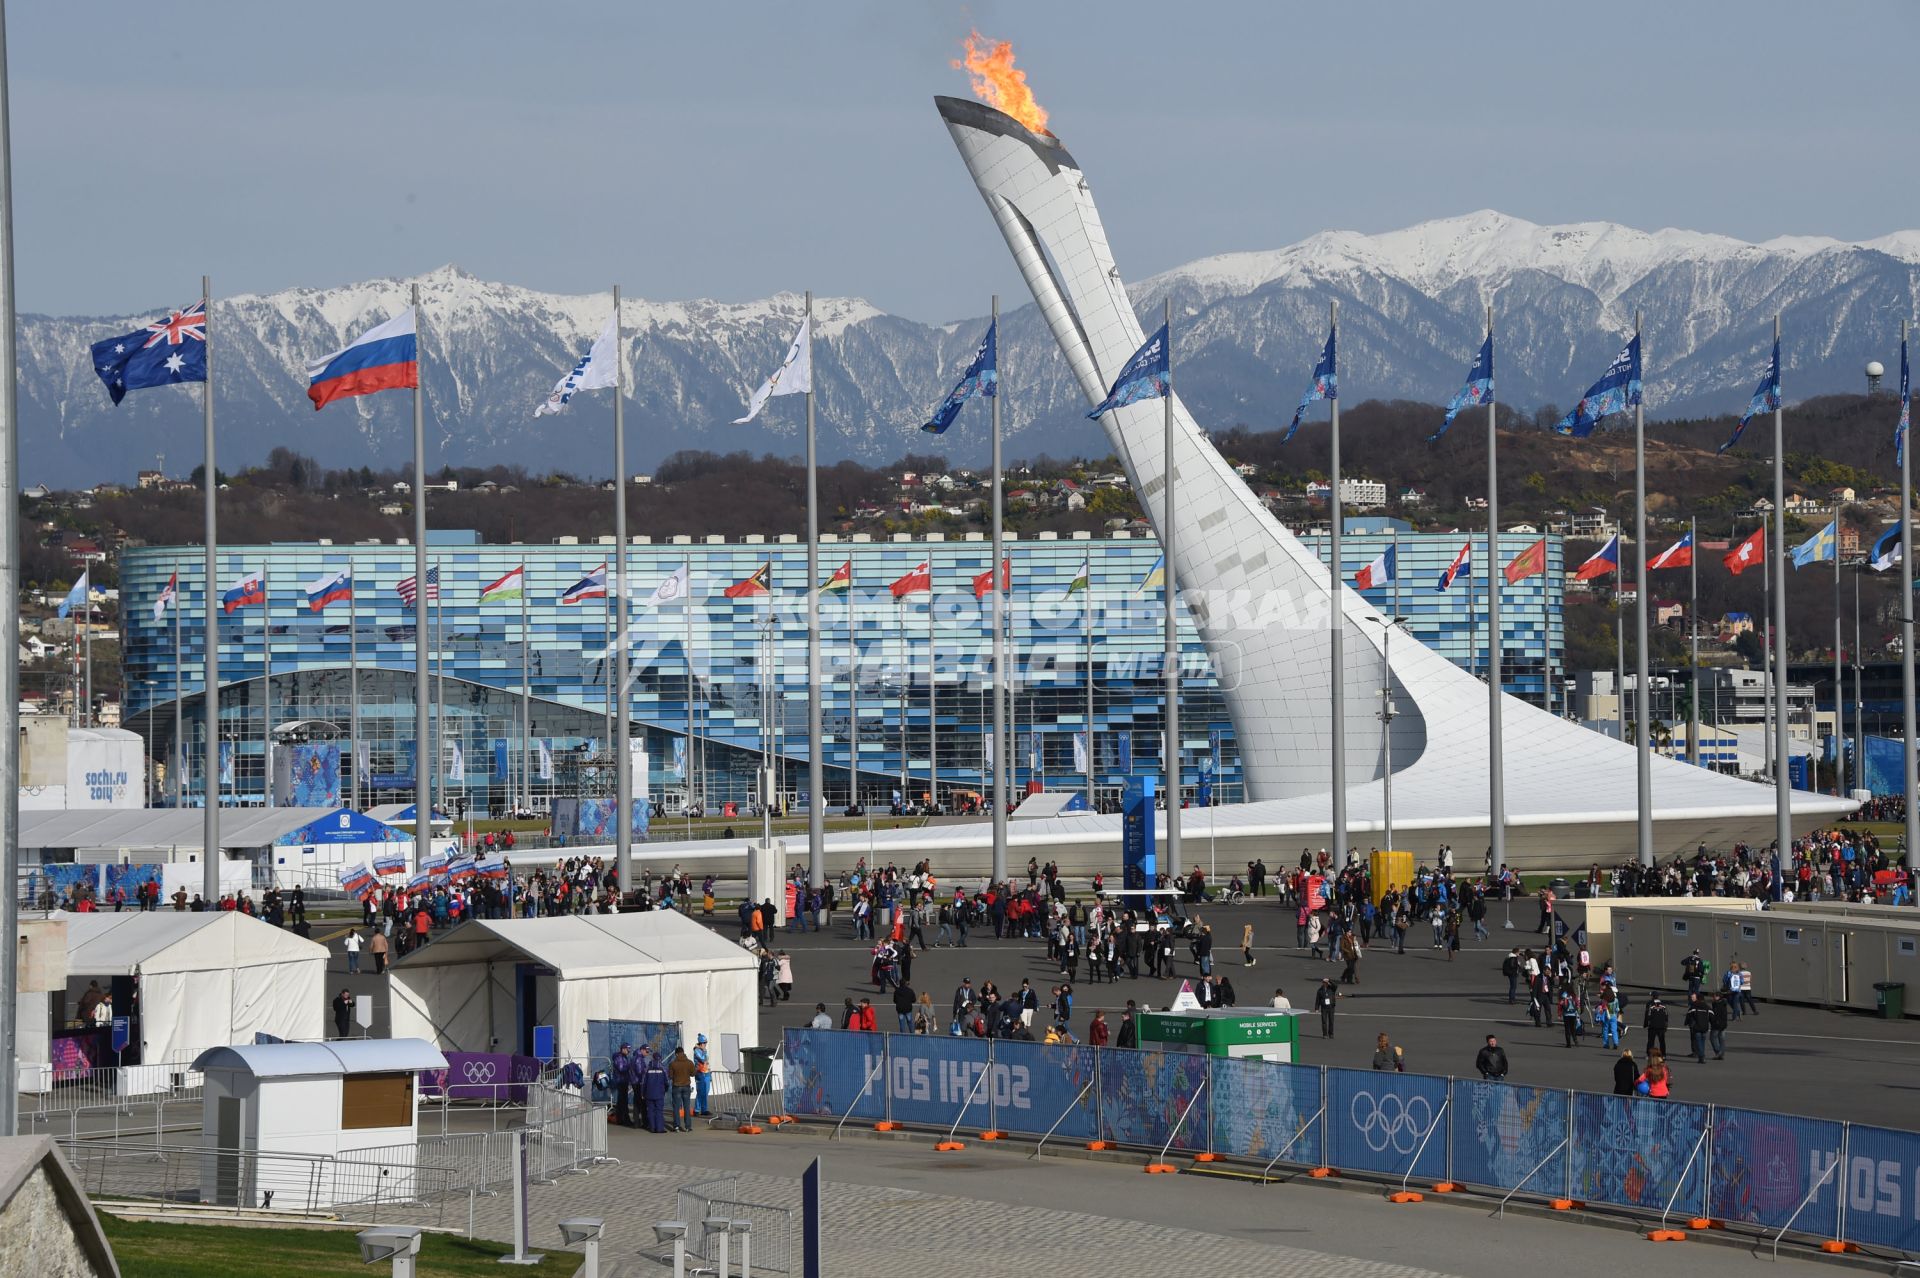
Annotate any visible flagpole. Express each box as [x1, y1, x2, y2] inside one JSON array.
[[602, 581, 612, 792], [410, 281, 430, 875], [1763, 535, 1774, 779], [1688, 515, 1700, 767], [519, 571, 529, 814], [202, 274, 220, 899], [1327, 299, 1344, 868], [1163, 296, 1183, 879], [928, 564, 938, 812], [612, 285, 631, 896], [896, 597, 906, 804], [989, 295, 1007, 883], [262, 561, 271, 805], [1833, 508, 1843, 796], [83, 577, 91, 726], [684, 588, 693, 836], [1084, 560, 1094, 815], [1615, 592, 1625, 743], [348, 558, 359, 809], [0, 0, 18, 1136], [1853, 573, 1863, 794], [1633, 310, 1652, 867], [173, 559, 183, 806], [1902, 319, 1917, 870], [1484, 305, 1505, 872], [1771, 312, 1792, 861], [805, 290, 825, 890]]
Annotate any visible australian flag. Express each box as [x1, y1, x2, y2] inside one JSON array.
[[923, 320, 997, 434], [1282, 325, 1337, 443], [91, 300, 207, 405], [1718, 337, 1780, 454], [1553, 334, 1641, 438], [1087, 324, 1170, 418], [1430, 333, 1493, 442]]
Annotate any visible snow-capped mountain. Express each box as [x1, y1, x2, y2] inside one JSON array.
[[22, 211, 1920, 487]]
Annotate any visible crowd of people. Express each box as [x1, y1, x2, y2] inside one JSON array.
[[1609, 827, 1914, 903]]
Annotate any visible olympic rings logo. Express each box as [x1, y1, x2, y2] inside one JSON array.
[[462, 1060, 498, 1083], [1348, 1090, 1434, 1155]]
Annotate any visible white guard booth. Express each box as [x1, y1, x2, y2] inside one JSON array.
[[16, 912, 328, 1095], [387, 912, 758, 1065], [192, 1039, 447, 1211]]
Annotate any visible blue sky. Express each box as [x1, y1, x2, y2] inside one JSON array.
[[13, 2, 1917, 319]]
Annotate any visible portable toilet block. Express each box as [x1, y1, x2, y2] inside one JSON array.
[[192, 1039, 447, 1211], [1136, 1008, 1305, 1063]]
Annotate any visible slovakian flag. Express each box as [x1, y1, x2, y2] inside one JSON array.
[[890, 561, 932, 598], [560, 563, 608, 604], [1351, 544, 1395, 590], [1719, 337, 1780, 454], [1087, 324, 1170, 419], [1647, 532, 1694, 570], [821, 560, 852, 595], [1723, 527, 1766, 576], [1434, 543, 1471, 592], [724, 562, 772, 598], [307, 308, 418, 411], [972, 557, 1010, 599], [1553, 335, 1642, 438], [1505, 538, 1547, 585], [305, 568, 352, 612], [924, 319, 997, 434], [222, 570, 264, 613], [1430, 332, 1493, 442], [1870, 522, 1904, 573], [1574, 534, 1621, 581], [91, 300, 208, 405], [1283, 325, 1337, 443], [152, 570, 178, 623]]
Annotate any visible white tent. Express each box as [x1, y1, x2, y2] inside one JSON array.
[[20, 912, 328, 1080], [388, 912, 758, 1066]]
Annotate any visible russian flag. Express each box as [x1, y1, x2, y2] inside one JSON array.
[[560, 562, 608, 604], [1575, 534, 1621, 581], [307, 308, 417, 411], [1434, 542, 1471, 592], [1351, 544, 1395, 590], [305, 568, 352, 612], [222, 570, 264, 613]]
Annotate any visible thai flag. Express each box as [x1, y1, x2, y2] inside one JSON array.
[[1647, 532, 1694, 570], [1351, 544, 1395, 590], [1434, 542, 1472, 592], [560, 563, 608, 604], [306, 568, 352, 612], [307, 307, 418, 411], [222, 570, 264, 613], [1575, 534, 1621, 581]]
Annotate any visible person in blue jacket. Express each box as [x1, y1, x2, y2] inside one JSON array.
[[692, 1034, 712, 1116], [640, 1046, 670, 1133]]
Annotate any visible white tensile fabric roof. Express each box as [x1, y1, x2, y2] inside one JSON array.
[[390, 912, 756, 982], [22, 807, 337, 852]]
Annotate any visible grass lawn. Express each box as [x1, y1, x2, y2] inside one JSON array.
[[99, 1215, 580, 1277]]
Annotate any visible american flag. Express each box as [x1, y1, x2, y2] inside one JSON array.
[[396, 565, 440, 606]]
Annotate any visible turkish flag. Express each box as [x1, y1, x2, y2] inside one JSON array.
[[1723, 527, 1766, 576]]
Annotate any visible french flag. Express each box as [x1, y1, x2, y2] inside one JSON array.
[[1351, 544, 1395, 591], [1575, 534, 1622, 581], [560, 563, 608, 604], [1434, 542, 1471, 592], [307, 308, 418, 411], [305, 568, 352, 612]]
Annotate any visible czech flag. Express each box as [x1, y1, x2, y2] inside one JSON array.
[[222, 570, 264, 613], [1647, 532, 1694, 570], [972, 557, 1010, 599], [1574, 534, 1621, 581], [1351, 544, 1395, 590], [890, 561, 932, 598], [724, 562, 772, 598], [1434, 542, 1471, 592], [560, 563, 608, 604], [1723, 527, 1765, 576], [1504, 538, 1547, 585], [307, 308, 418, 411], [305, 568, 352, 612]]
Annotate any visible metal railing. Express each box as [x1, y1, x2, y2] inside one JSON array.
[[678, 1176, 795, 1274]]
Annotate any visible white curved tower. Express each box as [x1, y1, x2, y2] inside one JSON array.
[[937, 94, 1852, 855]]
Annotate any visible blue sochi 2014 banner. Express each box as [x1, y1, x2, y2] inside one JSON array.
[[1327, 1067, 1447, 1180], [989, 1037, 1099, 1141], [1450, 1081, 1567, 1197], [783, 1028, 886, 1122], [1709, 1106, 1843, 1233], [1210, 1057, 1321, 1167], [1836, 1124, 1920, 1253], [1571, 1093, 1706, 1215]]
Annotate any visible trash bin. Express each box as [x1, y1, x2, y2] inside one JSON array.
[[1874, 982, 1905, 1020], [741, 1046, 776, 1095]]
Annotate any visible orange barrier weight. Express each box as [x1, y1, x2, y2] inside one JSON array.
[[1144, 1163, 1178, 1174], [978, 1131, 1008, 1141], [1086, 1140, 1113, 1151], [933, 1140, 965, 1152], [1192, 1152, 1222, 1162], [736, 1124, 764, 1135], [1429, 1181, 1459, 1193], [1388, 1191, 1424, 1204], [1645, 1229, 1687, 1242], [873, 1121, 901, 1131]]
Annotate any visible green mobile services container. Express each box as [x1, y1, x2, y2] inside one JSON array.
[[1135, 1008, 1304, 1063]]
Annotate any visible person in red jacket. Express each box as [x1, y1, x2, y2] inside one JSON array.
[[1088, 1010, 1111, 1046], [854, 998, 877, 1032]]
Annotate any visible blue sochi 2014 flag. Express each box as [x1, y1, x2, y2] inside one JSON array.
[[1429, 333, 1493, 442], [1553, 334, 1642, 438], [1283, 325, 1338, 443], [1088, 325, 1169, 418], [90, 300, 208, 405], [1718, 338, 1780, 454], [923, 320, 997, 434]]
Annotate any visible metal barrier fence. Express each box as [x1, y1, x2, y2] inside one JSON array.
[[783, 1028, 1920, 1258], [678, 1176, 796, 1274], [19, 1059, 206, 1143]]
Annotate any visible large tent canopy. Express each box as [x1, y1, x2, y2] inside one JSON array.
[[387, 912, 757, 1066], [22, 807, 336, 855]]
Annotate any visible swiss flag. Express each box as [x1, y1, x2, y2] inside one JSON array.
[[1723, 527, 1766, 576], [890, 561, 932, 598]]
